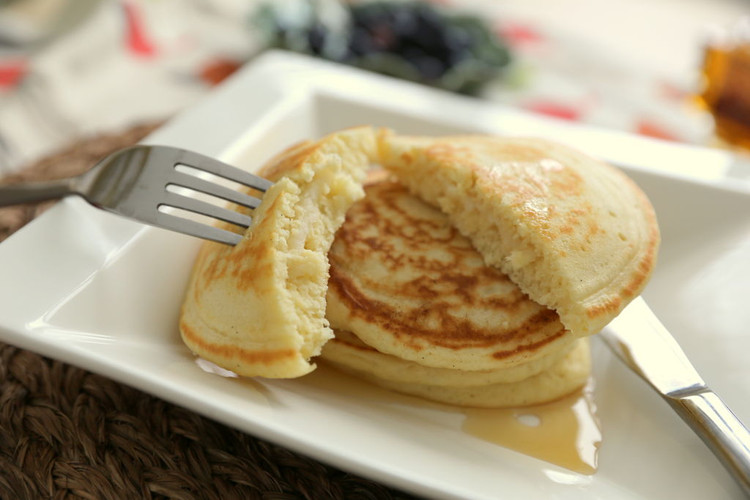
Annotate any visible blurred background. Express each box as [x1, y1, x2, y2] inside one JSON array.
[[0, 0, 748, 175]]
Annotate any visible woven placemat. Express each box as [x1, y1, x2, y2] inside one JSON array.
[[0, 125, 417, 500]]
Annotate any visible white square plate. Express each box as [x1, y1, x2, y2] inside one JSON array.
[[1, 51, 749, 499]]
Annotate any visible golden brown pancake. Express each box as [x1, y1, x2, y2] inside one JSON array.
[[378, 133, 660, 338], [179, 127, 377, 378], [322, 332, 591, 408], [322, 329, 575, 387], [325, 177, 576, 372], [177, 130, 655, 410]]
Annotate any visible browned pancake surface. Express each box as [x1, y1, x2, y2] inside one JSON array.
[[378, 134, 660, 338], [326, 177, 574, 371]]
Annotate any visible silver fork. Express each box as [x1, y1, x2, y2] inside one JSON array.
[[0, 145, 273, 245]]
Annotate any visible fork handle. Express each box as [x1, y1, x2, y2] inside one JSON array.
[[667, 390, 750, 496], [0, 178, 77, 207]]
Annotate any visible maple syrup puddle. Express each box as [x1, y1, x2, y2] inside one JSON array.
[[208, 361, 602, 476], [302, 365, 602, 475], [462, 382, 601, 475]]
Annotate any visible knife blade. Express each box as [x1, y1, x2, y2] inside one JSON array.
[[600, 297, 750, 495]]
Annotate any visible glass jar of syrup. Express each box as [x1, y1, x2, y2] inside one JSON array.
[[697, 19, 750, 150]]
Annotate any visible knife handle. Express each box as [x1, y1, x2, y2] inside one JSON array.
[[667, 390, 750, 496]]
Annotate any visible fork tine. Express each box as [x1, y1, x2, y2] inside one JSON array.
[[155, 210, 243, 246], [168, 171, 263, 210], [161, 192, 253, 228], [172, 149, 274, 192]]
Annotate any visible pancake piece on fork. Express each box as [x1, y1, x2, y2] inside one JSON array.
[[378, 133, 660, 339], [179, 127, 377, 378]]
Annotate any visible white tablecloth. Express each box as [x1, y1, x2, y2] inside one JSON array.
[[0, 0, 746, 175]]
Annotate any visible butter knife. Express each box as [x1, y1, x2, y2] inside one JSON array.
[[600, 297, 750, 495]]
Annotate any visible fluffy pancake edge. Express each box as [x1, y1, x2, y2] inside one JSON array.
[[377, 132, 660, 338], [179, 126, 377, 378], [323, 336, 591, 408]]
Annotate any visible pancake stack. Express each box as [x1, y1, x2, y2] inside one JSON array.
[[179, 129, 659, 408], [321, 176, 591, 407]]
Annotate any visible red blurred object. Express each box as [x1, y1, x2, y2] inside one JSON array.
[[524, 100, 582, 121], [199, 58, 242, 86], [0, 59, 27, 90], [635, 120, 679, 142], [497, 22, 544, 47], [122, 0, 157, 57]]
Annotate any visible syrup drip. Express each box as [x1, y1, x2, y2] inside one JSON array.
[[462, 383, 601, 475], [300, 365, 602, 475], [192, 359, 603, 477]]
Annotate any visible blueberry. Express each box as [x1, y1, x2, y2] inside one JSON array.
[[253, 0, 512, 94], [307, 23, 327, 54]]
